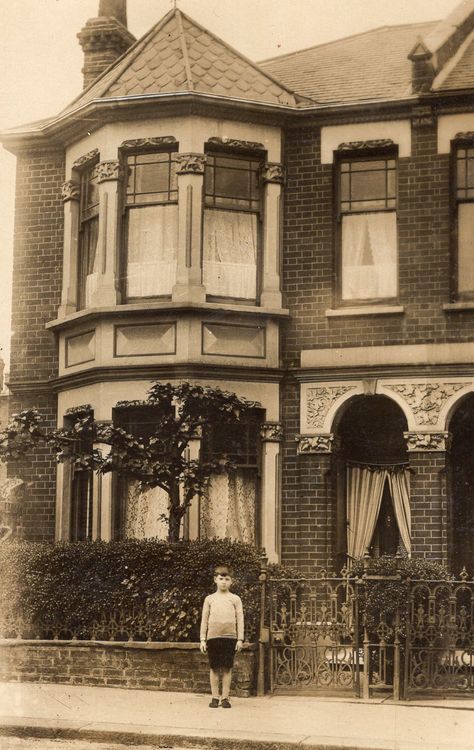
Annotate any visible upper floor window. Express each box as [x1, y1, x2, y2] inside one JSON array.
[[455, 146, 474, 297], [77, 165, 99, 310], [337, 155, 398, 303], [122, 150, 178, 300], [203, 152, 261, 301]]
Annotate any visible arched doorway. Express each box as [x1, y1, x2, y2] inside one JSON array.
[[335, 395, 409, 567], [449, 394, 474, 575]]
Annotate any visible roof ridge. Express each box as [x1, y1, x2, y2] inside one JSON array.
[[176, 9, 194, 90], [177, 8, 297, 100], [62, 8, 178, 112], [259, 19, 439, 65]]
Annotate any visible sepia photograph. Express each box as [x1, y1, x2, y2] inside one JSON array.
[[0, 1, 473, 748]]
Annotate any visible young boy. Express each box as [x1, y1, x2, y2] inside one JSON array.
[[200, 564, 244, 708]]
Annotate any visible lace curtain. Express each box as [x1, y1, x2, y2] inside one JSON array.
[[203, 209, 257, 299], [458, 203, 474, 293], [126, 204, 178, 297], [341, 212, 397, 300], [347, 465, 411, 559], [123, 480, 169, 540], [82, 218, 100, 308], [200, 469, 256, 543]]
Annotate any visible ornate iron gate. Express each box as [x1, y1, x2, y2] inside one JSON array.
[[267, 569, 361, 694], [405, 572, 474, 697]]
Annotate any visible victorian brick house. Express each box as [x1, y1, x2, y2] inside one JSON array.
[[3, 0, 474, 574]]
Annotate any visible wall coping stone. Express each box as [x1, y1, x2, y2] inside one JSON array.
[[0, 640, 256, 651]]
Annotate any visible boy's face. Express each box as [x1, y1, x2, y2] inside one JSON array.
[[214, 573, 232, 591]]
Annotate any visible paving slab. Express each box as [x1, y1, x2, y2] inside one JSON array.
[[0, 682, 472, 750]]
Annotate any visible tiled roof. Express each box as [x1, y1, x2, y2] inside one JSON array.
[[260, 22, 437, 104], [61, 8, 299, 115], [436, 31, 474, 90]]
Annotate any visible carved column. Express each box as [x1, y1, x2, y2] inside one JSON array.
[[55, 461, 71, 541], [260, 163, 284, 308], [185, 438, 201, 540], [172, 153, 207, 303], [58, 180, 80, 317], [88, 160, 123, 307], [92, 441, 113, 541], [404, 431, 451, 565], [260, 422, 283, 563]]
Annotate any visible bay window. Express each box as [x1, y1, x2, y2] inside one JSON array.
[[123, 150, 178, 300], [77, 164, 99, 310], [455, 145, 474, 296], [200, 414, 261, 543], [203, 153, 261, 301], [338, 155, 398, 303]]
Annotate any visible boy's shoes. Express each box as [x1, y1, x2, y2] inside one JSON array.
[[209, 698, 219, 708], [220, 698, 231, 708]]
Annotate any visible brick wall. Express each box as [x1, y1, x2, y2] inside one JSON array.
[[0, 641, 257, 696], [409, 452, 447, 563], [8, 148, 64, 541]]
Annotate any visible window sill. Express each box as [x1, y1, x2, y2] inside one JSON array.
[[443, 301, 474, 312], [47, 300, 290, 332], [326, 305, 404, 318]]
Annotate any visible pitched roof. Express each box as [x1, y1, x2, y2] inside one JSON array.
[[61, 8, 299, 116], [435, 30, 474, 90], [260, 21, 437, 104]]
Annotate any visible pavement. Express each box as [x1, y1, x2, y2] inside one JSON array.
[[0, 682, 473, 750]]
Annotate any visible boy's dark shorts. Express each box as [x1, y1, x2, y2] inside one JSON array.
[[206, 637, 237, 669]]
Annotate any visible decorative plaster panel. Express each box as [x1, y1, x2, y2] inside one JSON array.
[[73, 149, 99, 170], [175, 153, 206, 174], [61, 180, 80, 202], [120, 136, 177, 150], [385, 382, 469, 427], [206, 137, 265, 152], [93, 160, 123, 183], [261, 162, 285, 184], [65, 330, 96, 367], [321, 120, 411, 163], [114, 323, 176, 358], [202, 323, 265, 358], [305, 384, 358, 430]]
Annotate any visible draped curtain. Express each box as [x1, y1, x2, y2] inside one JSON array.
[[81, 217, 100, 308], [341, 212, 397, 300], [200, 469, 256, 543], [203, 209, 257, 299], [346, 465, 411, 559], [123, 480, 169, 540], [126, 204, 178, 297]]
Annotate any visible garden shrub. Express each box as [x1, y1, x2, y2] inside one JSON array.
[[351, 556, 453, 638], [0, 538, 296, 642]]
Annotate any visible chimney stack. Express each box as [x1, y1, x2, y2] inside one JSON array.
[[78, 0, 135, 90]]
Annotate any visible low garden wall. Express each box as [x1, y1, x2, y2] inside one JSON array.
[[0, 641, 258, 696]]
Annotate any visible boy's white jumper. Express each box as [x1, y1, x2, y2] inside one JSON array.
[[200, 591, 244, 641]]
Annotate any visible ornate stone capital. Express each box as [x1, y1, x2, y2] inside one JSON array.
[[385, 382, 468, 427], [206, 137, 265, 152], [93, 160, 123, 183], [261, 162, 285, 184], [120, 136, 177, 150], [296, 433, 337, 454], [306, 385, 357, 430], [337, 139, 395, 152], [404, 431, 452, 452], [73, 149, 99, 170], [61, 180, 80, 203], [175, 153, 207, 175], [260, 422, 283, 442], [412, 106, 436, 128]]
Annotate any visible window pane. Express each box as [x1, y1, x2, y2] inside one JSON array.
[[215, 167, 250, 200], [125, 204, 178, 298], [351, 170, 386, 202], [341, 212, 397, 300], [205, 154, 260, 210], [78, 216, 99, 309], [203, 209, 257, 299], [467, 157, 474, 189], [134, 162, 170, 195], [341, 173, 350, 202], [351, 160, 387, 171], [458, 203, 474, 293]]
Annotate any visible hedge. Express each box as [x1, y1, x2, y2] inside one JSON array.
[[0, 538, 300, 642]]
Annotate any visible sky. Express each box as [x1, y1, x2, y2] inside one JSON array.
[[0, 0, 462, 369]]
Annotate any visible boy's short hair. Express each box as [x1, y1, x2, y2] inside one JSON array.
[[214, 564, 233, 577]]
